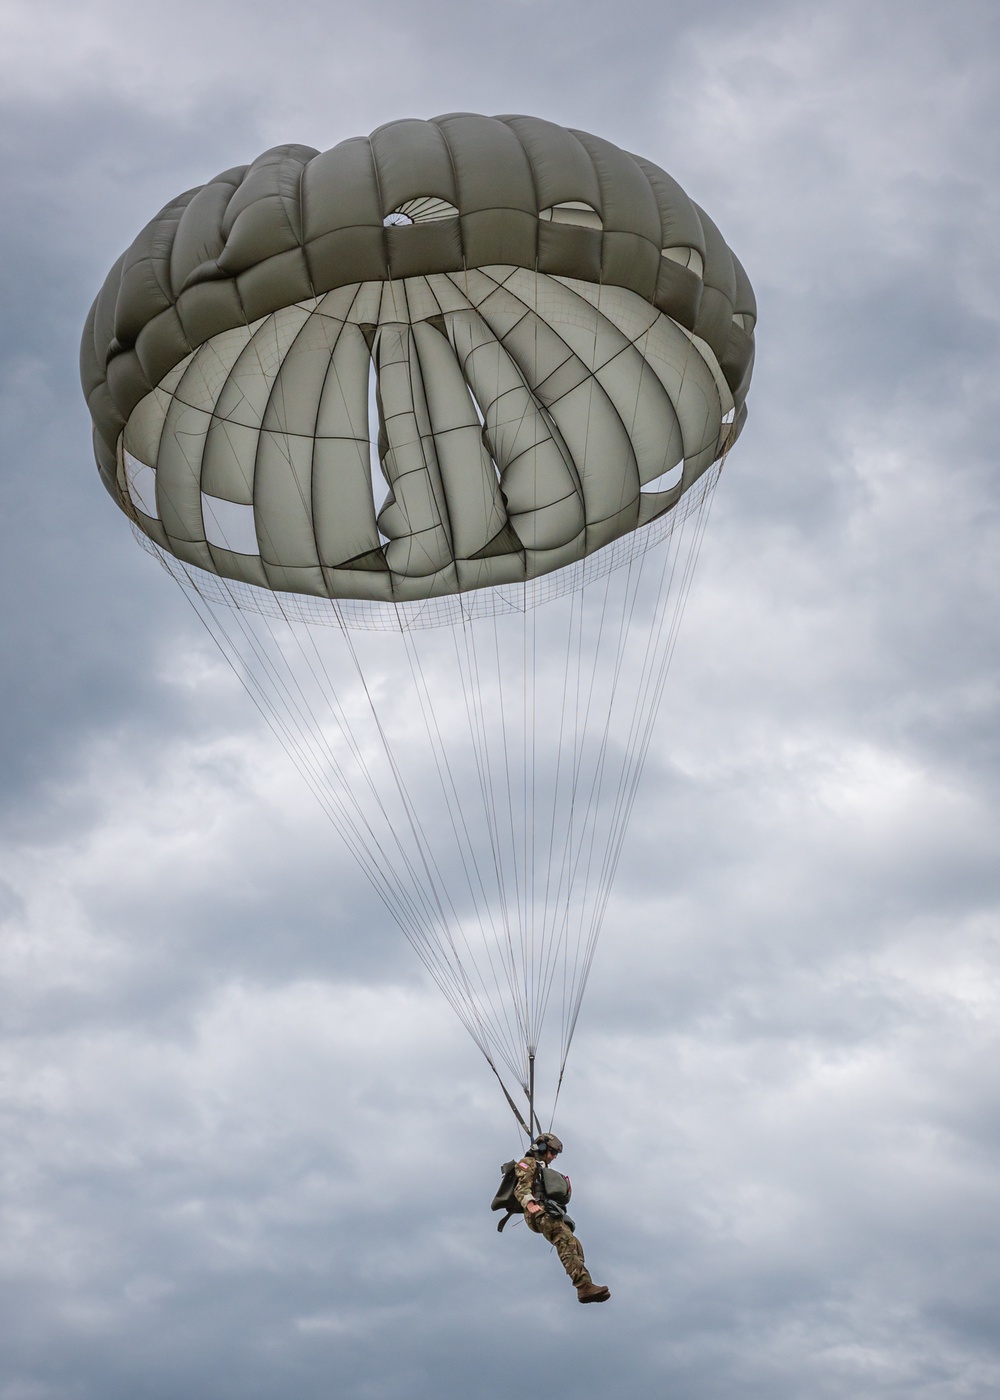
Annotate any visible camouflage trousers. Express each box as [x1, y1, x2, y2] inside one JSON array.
[[525, 1210, 593, 1288]]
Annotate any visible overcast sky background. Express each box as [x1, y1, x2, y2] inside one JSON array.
[[1, 1, 998, 1396]]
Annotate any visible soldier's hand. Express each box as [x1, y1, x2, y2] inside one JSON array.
[[525, 1200, 543, 1215]]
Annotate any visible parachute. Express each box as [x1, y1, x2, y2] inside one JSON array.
[[81, 114, 755, 1137]]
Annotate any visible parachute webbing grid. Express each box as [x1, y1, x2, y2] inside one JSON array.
[[158, 457, 722, 1128], [135, 461, 713, 631]]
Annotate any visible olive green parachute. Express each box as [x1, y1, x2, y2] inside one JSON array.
[[82, 113, 754, 603], [81, 115, 755, 1134]]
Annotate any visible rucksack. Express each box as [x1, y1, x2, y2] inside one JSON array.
[[491, 1158, 524, 1232], [491, 1158, 575, 1233]]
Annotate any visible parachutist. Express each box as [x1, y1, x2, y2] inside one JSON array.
[[514, 1133, 610, 1304]]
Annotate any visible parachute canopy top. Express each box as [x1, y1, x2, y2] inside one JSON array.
[[81, 114, 755, 604]]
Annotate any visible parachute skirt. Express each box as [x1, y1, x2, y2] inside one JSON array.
[[115, 268, 738, 608]]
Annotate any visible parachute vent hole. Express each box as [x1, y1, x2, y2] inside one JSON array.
[[641, 461, 683, 494], [661, 246, 705, 279], [385, 198, 459, 226], [464, 378, 502, 485], [539, 202, 603, 231], [202, 493, 259, 555], [367, 360, 391, 544]]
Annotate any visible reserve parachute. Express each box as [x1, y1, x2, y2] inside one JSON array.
[[81, 114, 755, 1136]]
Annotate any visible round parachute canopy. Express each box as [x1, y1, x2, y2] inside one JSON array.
[[81, 114, 755, 605]]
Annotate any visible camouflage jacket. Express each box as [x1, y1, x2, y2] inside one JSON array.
[[513, 1156, 572, 1212], [513, 1155, 540, 1211]]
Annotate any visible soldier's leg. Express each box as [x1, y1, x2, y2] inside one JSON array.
[[536, 1214, 593, 1289]]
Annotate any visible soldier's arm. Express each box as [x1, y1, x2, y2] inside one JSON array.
[[513, 1157, 541, 1212]]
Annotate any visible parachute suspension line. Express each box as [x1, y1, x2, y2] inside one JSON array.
[[398, 623, 529, 1083], [161, 520, 425, 937], [165, 467, 723, 1129], [589, 462, 722, 952], [554, 543, 672, 1069], [467, 613, 524, 1020], [528, 1050, 538, 1140], [550, 582, 591, 1067], [469, 611, 543, 1085], [400, 298, 551, 1092], [538, 555, 641, 1095], [596, 466, 721, 928], [526, 276, 654, 1110], [548, 1063, 567, 1133], [440, 266, 542, 1096], [471, 264, 639, 1104], [416, 273, 682, 1118], [526, 586, 538, 1052], [510, 269, 607, 1090], [328, 609, 528, 1078], [132, 370, 463, 968], [544, 312, 665, 1060], [221, 606, 457, 1009], [555, 462, 724, 1080], [488, 1056, 533, 1139], [535, 579, 586, 1041], [537, 557, 630, 1080], [528, 269, 540, 1065], [208, 308, 433, 915], [302, 322, 540, 1075], [149, 275, 729, 1126], [176, 550, 524, 1080], [491, 603, 529, 1052], [292, 607, 521, 1072], [527, 584, 579, 1068], [452, 610, 530, 1067], [562, 549, 682, 1065], [174, 582, 436, 954], [532, 557, 622, 1059], [484, 597, 533, 1094], [259, 601, 482, 1011]]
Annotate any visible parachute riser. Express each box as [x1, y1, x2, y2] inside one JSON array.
[[489, 1059, 532, 1138], [528, 1050, 541, 1139]]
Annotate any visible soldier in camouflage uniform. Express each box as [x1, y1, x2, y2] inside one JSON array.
[[513, 1133, 610, 1304]]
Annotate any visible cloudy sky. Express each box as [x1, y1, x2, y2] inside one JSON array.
[[2, 0, 999, 1395]]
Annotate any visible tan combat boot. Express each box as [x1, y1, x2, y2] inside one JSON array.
[[577, 1282, 611, 1303]]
